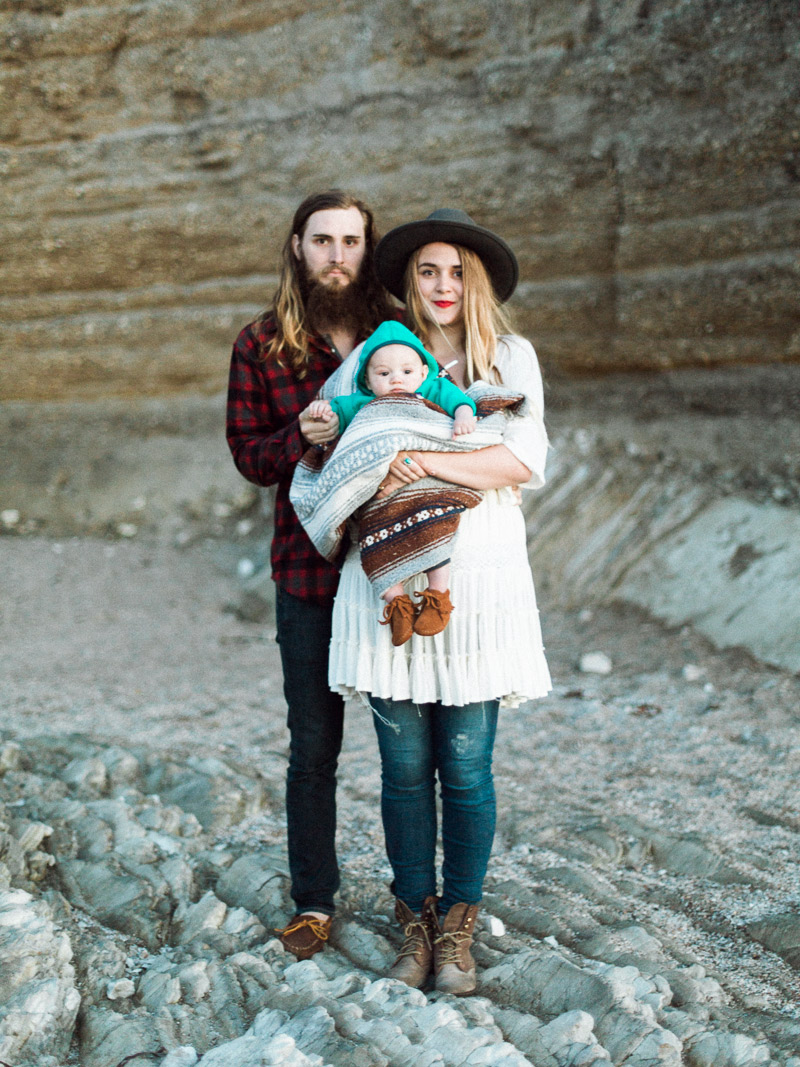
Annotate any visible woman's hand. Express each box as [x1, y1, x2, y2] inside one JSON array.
[[376, 451, 427, 498], [387, 450, 427, 485], [299, 403, 340, 445]]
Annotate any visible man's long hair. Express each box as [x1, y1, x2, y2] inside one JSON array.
[[402, 245, 515, 386], [261, 190, 394, 378]]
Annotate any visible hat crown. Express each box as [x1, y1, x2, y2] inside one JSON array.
[[424, 208, 476, 226], [375, 207, 519, 303]]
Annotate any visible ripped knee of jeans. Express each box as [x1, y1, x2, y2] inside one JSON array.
[[450, 731, 472, 757]]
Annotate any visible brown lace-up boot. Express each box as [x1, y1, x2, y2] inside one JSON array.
[[380, 593, 416, 646], [413, 588, 454, 637], [433, 903, 479, 995], [388, 896, 439, 988]]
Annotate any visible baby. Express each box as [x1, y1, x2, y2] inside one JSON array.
[[307, 320, 476, 645]]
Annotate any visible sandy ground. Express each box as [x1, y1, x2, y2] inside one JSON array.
[[1, 530, 799, 1055]]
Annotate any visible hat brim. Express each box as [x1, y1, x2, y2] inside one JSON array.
[[375, 218, 519, 303]]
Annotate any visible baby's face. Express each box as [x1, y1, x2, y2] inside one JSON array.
[[365, 343, 429, 397]]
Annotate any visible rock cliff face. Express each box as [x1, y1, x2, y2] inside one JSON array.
[[2, 0, 799, 405]]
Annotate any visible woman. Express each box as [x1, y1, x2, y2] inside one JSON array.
[[328, 209, 552, 994]]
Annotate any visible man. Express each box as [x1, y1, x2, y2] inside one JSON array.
[[226, 191, 395, 959]]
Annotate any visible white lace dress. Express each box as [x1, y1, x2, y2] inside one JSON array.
[[328, 335, 552, 709]]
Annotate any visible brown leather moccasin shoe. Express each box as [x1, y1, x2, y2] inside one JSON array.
[[277, 913, 332, 960], [413, 588, 454, 637], [380, 593, 416, 646]]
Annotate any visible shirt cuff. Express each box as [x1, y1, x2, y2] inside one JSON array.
[[285, 419, 307, 465]]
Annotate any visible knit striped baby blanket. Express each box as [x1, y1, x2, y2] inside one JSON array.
[[290, 382, 525, 594]]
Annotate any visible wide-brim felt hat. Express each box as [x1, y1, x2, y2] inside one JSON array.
[[375, 208, 519, 303]]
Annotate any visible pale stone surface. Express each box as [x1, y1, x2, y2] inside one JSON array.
[[616, 498, 800, 672], [0, 888, 80, 1065], [746, 913, 800, 970], [523, 407, 800, 674], [1, 507, 799, 1065], [81, 1006, 177, 1067], [685, 1031, 773, 1067], [106, 977, 135, 1000], [539, 1010, 600, 1051], [215, 852, 290, 927], [162, 1048, 200, 1067], [196, 1030, 323, 1067], [173, 890, 230, 944]]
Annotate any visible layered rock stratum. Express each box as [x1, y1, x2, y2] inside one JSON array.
[[2, 0, 799, 406]]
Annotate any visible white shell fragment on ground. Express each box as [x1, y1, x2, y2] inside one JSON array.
[[579, 651, 613, 675], [488, 915, 507, 937]]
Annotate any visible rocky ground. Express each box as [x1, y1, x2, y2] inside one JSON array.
[[1, 523, 798, 1067]]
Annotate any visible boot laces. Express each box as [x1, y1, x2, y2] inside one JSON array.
[[434, 929, 470, 965], [397, 917, 432, 958]]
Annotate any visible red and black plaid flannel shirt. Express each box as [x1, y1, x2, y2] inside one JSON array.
[[226, 314, 345, 604]]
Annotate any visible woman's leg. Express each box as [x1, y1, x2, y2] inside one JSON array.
[[369, 696, 438, 912], [432, 699, 499, 912]]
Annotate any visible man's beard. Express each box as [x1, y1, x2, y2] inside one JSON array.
[[300, 261, 370, 335]]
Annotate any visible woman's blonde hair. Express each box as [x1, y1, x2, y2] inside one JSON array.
[[402, 245, 515, 385]]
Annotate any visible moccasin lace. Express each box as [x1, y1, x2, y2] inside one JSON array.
[[413, 589, 449, 621], [277, 916, 331, 941], [381, 596, 415, 626], [380, 593, 416, 645]]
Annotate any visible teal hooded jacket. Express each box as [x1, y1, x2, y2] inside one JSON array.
[[329, 321, 476, 431]]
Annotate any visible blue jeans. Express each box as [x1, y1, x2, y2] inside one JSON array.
[[276, 587, 345, 915], [369, 696, 499, 913]]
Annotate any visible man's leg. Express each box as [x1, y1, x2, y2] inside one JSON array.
[[275, 587, 344, 915]]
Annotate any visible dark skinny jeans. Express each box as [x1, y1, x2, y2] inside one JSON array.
[[275, 586, 344, 916]]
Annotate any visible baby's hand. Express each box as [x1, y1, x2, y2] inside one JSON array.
[[307, 399, 334, 421], [452, 406, 476, 438]]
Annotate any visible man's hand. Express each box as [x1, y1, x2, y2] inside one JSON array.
[[299, 403, 340, 445]]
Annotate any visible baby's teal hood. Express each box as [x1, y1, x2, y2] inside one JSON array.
[[356, 321, 439, 392]]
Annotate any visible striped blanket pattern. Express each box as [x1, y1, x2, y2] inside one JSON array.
[[290, 382, 525, 593]]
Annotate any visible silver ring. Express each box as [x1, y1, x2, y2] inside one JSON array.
[[404, 457, 412, 465]]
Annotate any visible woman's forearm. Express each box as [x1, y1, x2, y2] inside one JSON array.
[[413, 445, 531, 490]]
